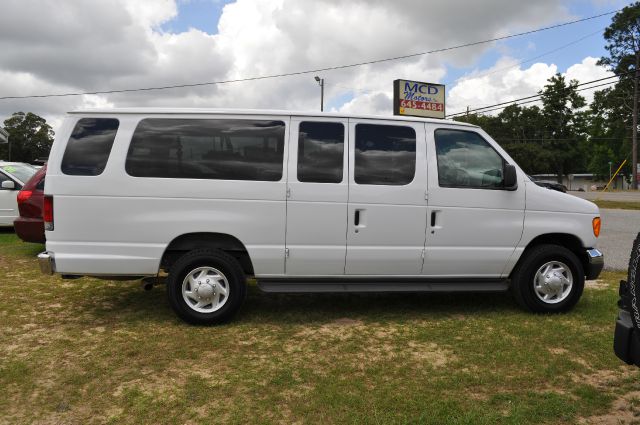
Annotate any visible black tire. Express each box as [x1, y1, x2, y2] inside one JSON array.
[[628, 233, 640, 330], [511, 244, 584, 313], [167, 249, 246, 325]]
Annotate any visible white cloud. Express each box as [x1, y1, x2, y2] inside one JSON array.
[[0, 0, 586, 133], [446, 56, 613, 116]]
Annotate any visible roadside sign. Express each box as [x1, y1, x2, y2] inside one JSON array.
[[0, 128, 8, 144], [393, 79, 445, 119]]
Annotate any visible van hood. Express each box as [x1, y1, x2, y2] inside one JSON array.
[[525, 181, 599, 214]]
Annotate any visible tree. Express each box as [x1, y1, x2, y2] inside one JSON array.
[[454, 75, 588, 180], [1, 112, 54, 162], [587, 85, 632, 185], [539, 73, 587, 183], [599, 1, 640, 188]]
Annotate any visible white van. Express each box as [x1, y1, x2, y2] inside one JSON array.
[[38, 109, 604, 324]]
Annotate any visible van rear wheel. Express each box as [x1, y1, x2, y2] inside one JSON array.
[[167, 249, 246, 325], [511, 244, 584, 313]]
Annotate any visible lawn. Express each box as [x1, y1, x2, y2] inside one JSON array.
[[592, 200, 640, 211], [1, 229, 639, 424]]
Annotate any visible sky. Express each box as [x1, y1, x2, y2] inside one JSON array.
[[0, 0, 633, 133]]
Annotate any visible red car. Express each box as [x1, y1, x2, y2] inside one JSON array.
[[14, 164, 46, 243]]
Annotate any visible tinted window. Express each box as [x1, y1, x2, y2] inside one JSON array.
[[297, 122, 344, 183], [61, 118, 119, 176], [126, 119, 285, 181], [435, 129, 504, 189], [354, 124, 416, 185]]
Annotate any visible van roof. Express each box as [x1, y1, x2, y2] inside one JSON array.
[[68, 108, 478, 127]]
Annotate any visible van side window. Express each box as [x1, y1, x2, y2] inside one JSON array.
[[61, 118, 119, 176], [354, 124, 416, 185], [297, 121, 344, 183], [126, 119, 286, 181], [435, 129, 504, 189]]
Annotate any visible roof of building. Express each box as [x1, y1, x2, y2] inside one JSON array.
[[69, 108, 478, 127]]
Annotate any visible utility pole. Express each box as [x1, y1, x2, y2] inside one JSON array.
[[314, 76, 324, 112], [634, 51, 639, 189]]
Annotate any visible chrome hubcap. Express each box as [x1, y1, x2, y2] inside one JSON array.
[[182, 266, 230, 313], [533, 261, 573, 304]]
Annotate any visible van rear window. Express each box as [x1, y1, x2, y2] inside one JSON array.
[[125, 119, 286, 181], [61, 118, 119, 176]]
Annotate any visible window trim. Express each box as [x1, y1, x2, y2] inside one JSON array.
[[434, 128, 509, 191], [61, 117, 120, 177], [296, 120, 345, 184], [354, 123, 417, 186]]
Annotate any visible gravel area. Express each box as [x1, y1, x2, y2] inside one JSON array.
[[599, 208, 639, 271]]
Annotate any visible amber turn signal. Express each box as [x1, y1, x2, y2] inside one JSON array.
[[592, 217, 601, 238]]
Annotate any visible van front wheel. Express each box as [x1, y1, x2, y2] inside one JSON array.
[[511, 244, 584, 313], [167, 249, 246, 325]]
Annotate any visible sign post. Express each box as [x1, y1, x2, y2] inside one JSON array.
[[393, 79, 445, 119]]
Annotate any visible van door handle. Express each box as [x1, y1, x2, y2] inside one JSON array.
[[354, 210, 360, 226], [430, 211, 436, 227]]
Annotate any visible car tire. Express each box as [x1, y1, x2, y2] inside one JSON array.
[[167, 248, 246, 325], [511, 244, 584, 313], [627, 233, 640, 330]]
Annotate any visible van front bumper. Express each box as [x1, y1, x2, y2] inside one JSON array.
[[37, 251, 55, 275], [585, 248, 604, 280]]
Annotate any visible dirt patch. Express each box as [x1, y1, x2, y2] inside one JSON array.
[[585, 280, 609, 290], [548, 347, 569, 355], [331, 317, 363, 327], [406, 341, 453, 367], [580, 391, 640, 424], [574, 368, 635, 390]]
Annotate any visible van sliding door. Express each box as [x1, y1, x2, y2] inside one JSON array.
[[345, 119, 428, 275], [284, 117, 349, 276]]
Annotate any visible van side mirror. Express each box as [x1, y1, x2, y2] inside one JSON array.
[[1, 180, 15, 190], [503, 164, 518, 191]]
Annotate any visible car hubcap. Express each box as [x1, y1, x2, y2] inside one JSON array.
[[533, 261, 573, 304], [182, 266, 230, 313]]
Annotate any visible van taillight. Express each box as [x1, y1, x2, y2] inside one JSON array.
[[43, 196, 54, 231], [17, 190, 33, 204]]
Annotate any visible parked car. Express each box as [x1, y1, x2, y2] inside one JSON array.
[[14, 164, 47, 243], [614, 232, 640, 366], [38, 109, 604, 324], [529, 176, 568, 193], [0, 162, 37, 226]]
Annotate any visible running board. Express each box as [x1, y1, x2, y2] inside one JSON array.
[[256, 278, 509, 294]]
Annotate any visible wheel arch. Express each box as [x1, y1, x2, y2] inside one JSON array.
[[161, 232, 254, 276], [511, 233, 588, 279]]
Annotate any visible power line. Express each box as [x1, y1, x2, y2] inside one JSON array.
[[333, 27, 605, 97], [446, 72, 630, 117], [0, 10, 618, 101], [442, 27, 604, 87], [451, 80, 622, 116]]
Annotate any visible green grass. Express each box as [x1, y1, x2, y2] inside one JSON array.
[[0, 228, 638, 424], [592, 200, 640, 210]]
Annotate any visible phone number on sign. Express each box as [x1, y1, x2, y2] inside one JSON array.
[[400, 100, 443, 111]]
